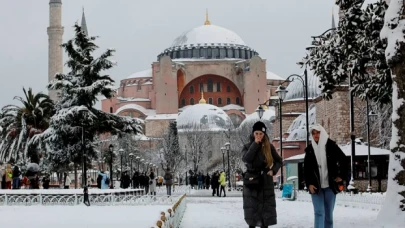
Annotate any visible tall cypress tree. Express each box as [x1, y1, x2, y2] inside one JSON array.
[[30, 24, 143, 171]]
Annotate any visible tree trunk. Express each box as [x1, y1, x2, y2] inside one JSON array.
[[377, 43, 405, 225]]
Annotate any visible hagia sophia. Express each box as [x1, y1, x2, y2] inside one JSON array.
[[47, 1, 390, 191]]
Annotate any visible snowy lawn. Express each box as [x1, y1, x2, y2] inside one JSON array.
[[180, 197, 379, 228], [0, 205, 169, 228]]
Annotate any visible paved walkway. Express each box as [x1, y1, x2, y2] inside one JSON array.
[[180, 197, 379, 228]]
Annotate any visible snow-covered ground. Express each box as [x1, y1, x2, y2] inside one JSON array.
[[180, 197, 379, 228], [0, 205, 169, 228]]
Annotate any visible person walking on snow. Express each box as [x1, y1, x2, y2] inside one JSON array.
[[164, 168, 173, 196], [304, 124, 347, 228], [242, 121, 282, 228], [218, 171, 226, 197]]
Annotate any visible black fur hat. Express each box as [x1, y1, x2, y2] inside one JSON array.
[[252, 121, 266, 133]]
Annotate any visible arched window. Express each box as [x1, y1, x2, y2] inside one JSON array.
[[207, 79, 213, 92], [236, 97, 240, 105], [218, 98, 222, 105], [137, 83, 142, 91], [227, 98, 231, 105], [208, 98, 213, 104], [109, 107, 113, 113], [181, 99, 186, 106], [189, 86, 194, 94], [200, 83, 204, 92], [217, 82, 221, 92], [227, 86, 231, 92], [190, 98, 195, 105]]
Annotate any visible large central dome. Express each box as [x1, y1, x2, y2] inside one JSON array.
[[171, 25, 246, 47], [157, 16, 258, 61]]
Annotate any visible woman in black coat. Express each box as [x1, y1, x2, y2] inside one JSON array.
[[242, 121, 282, 228]]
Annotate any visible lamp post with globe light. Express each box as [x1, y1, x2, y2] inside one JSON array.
[[366, 99, 378, 192], [224, 142, 231, 191], [109, 144, 114, 189], [221, 147, 226, 171]]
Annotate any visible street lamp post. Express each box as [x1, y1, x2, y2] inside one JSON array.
[[119, 149, 124, 177], [221, 147, 226, 171], [129, 153, 134, 187], [136, 156, 140, 171], [366, 99, 377, 192], [225, 142, 231, 191], [275, 85, 288, 187], [109, 144, 114, 189], [185, 146, 188, 186], [348, 72, 357, 192]]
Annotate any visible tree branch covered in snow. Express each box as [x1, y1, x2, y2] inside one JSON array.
[[29, 24, 143, 171], [302, 0, 392, 104], [156, 121, 182, 174]]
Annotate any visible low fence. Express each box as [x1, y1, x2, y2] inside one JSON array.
[[0, 189, 146, 206], [152, 194, 187, 228], [276, 189, 386, 211], [156, 185, 191, 195]]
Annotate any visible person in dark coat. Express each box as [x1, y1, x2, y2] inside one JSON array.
[[205, 173, 211, 189], [211, 171, 219, 196], [121, 171, 131, 189], [42, 175, 50, 189], [242, 121, 282, 228], [304, 124, 347, 228]]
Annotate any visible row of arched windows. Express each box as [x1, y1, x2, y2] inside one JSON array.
[[189, 83, 231, 94], [181, 97, 240, 106]]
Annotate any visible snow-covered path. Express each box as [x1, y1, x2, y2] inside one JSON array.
[[180, 197, 379, 228]]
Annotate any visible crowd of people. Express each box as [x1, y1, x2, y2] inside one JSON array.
[[0, 163, 49, 190]]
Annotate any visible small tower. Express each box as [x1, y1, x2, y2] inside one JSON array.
[[47, 0, 64, 101], [81, 7, 89, 36], [332, 8, 336, 29]]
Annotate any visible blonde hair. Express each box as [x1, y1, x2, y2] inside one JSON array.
[[262, 136, 274, 168]]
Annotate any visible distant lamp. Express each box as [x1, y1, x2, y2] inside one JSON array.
[[276, 85, 288, 101], [221, 147, 226, 154], [256, 105, 265, 119], [368, 111, 378, 121]]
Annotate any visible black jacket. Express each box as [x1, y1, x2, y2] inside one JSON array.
[[242, 142, 282, 227], [304, 139, 347, 195]]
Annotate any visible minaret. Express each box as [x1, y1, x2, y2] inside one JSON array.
[[81, 7, 89, 36], [332, 8, 336, 29], [47, 0, 64, 101]]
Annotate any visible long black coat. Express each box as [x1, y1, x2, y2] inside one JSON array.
[[242, 142, 282, 227], [304, 139, 347, 194]]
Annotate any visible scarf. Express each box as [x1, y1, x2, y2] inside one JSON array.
[[310, 124, 329, 188]]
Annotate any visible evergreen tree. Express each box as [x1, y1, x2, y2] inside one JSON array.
[[302, 0, 391, 104], [30, 24, 142, 171]]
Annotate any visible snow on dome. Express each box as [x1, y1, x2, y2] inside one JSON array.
[[240, 107, 275, 128], [286, 105, 316, 141], [171, 25, 246, 47], [114, 104, 155, 116], [284, 70, 321, 101], [177, 104, 233, 131], [127, 69, 152, 79], [266, 71, 284, 81]]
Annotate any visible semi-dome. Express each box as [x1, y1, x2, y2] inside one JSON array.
[[284, 70, 321, 101], [286, 105, 316, 141], [158, 17, 258, 61], [239, 106, 275, 128], [177, 103, 233, 131]]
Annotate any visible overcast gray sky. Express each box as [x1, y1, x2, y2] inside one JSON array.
[[0, 0, 337, 109]]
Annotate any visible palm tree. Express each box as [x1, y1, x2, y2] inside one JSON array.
[[0, 88, 54, 163]]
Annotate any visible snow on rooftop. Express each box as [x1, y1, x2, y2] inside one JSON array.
[[240, 107, 275, 127], [114, 104, 156, 116], [117, 97, 150, 102], [146, 114, 178, 121], [126, 69, 152, 79], [171, 24, 245, 47], [285, 144, 390, 161], [221, 104, 245, 111], [267, 71, 285, 81]]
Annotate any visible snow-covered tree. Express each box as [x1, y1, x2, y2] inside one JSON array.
[[157, 121, 182, 173], [0, 88, 54, 163], [30, 24, 143, 171], [377, 0, 405, 225], [303, 0, 392, 104]]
